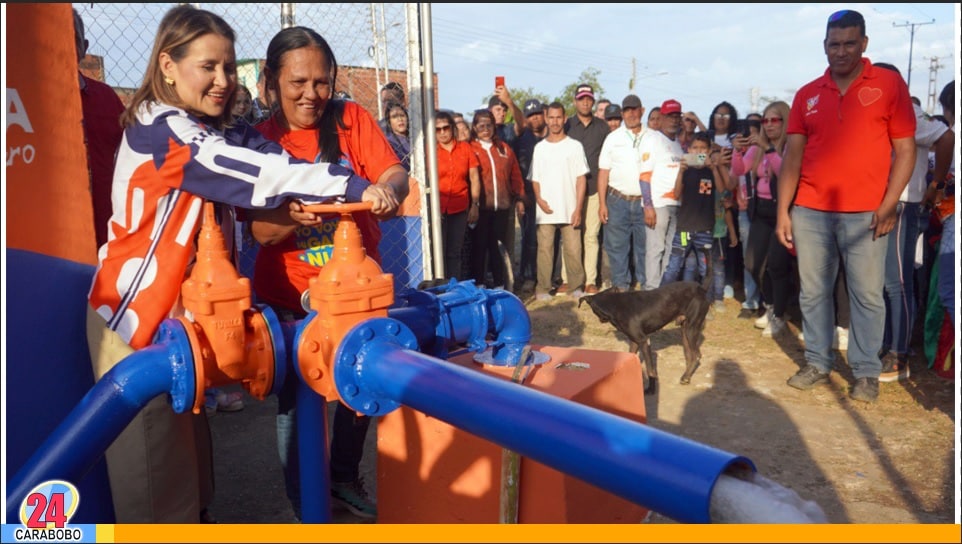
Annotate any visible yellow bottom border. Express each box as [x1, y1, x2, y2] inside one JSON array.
[[99, 523, 961, 543]]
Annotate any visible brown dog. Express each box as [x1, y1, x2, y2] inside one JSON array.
[[578, 276, 712, 394]]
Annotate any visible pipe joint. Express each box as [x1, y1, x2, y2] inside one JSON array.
[[333, 317, 419, 416]]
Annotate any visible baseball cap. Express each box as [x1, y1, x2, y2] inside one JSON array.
[[488, 95, 506, 109], [523, 99, 544, 117], [575, 84, 595, 100], [604, 104, 623, 120], [621, 94, 642, 109], [660, 99, 682, 115]]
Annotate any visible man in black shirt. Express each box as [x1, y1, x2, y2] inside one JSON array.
[[513, 99, 548, 295], [565, 84, 612, 293]]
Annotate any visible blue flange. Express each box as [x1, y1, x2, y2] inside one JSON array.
[[155, 319, 195, 414], [334, 317, 419, 416]]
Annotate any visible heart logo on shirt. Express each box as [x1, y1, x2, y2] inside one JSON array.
[[858, 87, 882, 106]]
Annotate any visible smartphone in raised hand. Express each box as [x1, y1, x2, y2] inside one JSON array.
[[495, 76, 505, 88]]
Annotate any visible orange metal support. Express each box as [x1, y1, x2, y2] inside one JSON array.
[[296, 202, 395, 401], [178, 202, 275, 413]]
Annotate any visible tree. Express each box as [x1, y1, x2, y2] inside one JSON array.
[[557, 68, 604, 116]]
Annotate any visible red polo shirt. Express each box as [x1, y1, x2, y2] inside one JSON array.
[[787, 58, 916, 212]]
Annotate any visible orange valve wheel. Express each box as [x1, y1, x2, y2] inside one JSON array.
[[301, 201, 373, 214]]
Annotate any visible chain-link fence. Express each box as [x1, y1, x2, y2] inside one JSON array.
[[75, 3, 428, 289]]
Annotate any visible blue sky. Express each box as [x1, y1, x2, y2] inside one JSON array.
[[430, 3, 959, 120]]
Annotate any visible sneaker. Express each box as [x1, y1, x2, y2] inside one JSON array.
[[554, 283, 569, 295], [754, 309, 771, 329], [534, 293, 552, 302], [568, 288, 585, 300], [723, 285, 734, 299], [787, 364, 830, 390], [762, 315, 786, 337], [850, 377, 879, 403], [585, 284, 599, 295], [331, 479, 376, 519], [741, 300, 759, 311], [879, 353, 910, 383]]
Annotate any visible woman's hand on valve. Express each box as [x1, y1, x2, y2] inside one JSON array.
[[288, 199, 325, 227], [362, 183, 400, 219]]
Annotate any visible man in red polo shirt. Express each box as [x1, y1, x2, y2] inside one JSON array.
[[74, 8, 125, 249], [776, 9, 916, 403]]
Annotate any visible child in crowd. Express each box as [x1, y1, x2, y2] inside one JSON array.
[[660, 132, 731, 298]]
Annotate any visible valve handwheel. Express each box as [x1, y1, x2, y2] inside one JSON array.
[[301, 201, 373, 214]]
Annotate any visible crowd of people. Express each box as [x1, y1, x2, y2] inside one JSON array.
[[75, 4, 954, 526]]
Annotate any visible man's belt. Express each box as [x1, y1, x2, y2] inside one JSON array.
[[607, 186, 644, 202]]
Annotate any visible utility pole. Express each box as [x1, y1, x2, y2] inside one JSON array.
[[893, 19, 934, 90], [926, 56, 944, 115]]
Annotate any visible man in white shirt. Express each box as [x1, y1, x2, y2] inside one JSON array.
[[597, 94, 648, 292], [530, 101, 589, 301], [639, 99, 685, 290]]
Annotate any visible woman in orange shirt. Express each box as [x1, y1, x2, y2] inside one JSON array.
[[246, 26, 408, 520], [435, 110, 481, 280]]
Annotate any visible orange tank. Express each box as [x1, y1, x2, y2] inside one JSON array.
[[376, 345, 650, 523]]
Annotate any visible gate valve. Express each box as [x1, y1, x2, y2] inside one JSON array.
[[297, 202, 394, 400], [178, 201, 275, 413]]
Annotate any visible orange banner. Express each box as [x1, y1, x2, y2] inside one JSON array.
[[5, 3, 97, 264]]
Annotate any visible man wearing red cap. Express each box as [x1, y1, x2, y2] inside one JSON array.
[[565, 83, 611, 294], [638, 99, 685, 290]]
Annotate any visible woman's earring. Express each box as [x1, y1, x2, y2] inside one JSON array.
[[164, 76, 175, 86]]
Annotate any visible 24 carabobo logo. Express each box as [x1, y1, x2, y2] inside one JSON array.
[[19, 480, 80, 528]]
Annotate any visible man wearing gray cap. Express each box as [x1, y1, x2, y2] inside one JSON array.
[[597, 94, 648, 292], [514, 98, 549, 294]]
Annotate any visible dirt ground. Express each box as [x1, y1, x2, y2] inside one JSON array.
[[207, 285, 957, 525]]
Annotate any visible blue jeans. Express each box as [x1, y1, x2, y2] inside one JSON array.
[[661, 230, 712, 286], [739, 210, 760, 306], [519, 200, 538, 282], [937, 213, 955, 325], [792, 207, 886, 378], [882, 202, 920, 356], [644, 206, 678, 290], [604, 192, 646, 291]]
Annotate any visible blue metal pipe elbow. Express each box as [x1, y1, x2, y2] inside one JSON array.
[[5, 328, 194, 521], [389, 282, 531, 365], [479, 288, 531, 366], [336, 322, 754, 524]]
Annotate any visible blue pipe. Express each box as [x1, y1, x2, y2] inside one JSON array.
[[5, 321, 195, 521], [334, 318, 754, 524], [290, 313, 332, 523], [390, 282, 531, 366]]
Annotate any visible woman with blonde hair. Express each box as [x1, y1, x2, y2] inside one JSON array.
[[86, 5, 396, 523], [730, 100, 794, 337]]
